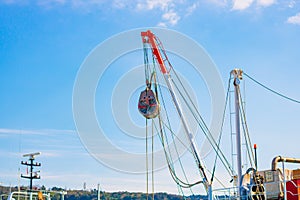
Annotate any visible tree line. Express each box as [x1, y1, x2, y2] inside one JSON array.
[[0, 186, 208, 200]]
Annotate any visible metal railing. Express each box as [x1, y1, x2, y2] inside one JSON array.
[[211, 178, 300, 200], [7, 191, 50, 200], [6, 190, 66, 200]]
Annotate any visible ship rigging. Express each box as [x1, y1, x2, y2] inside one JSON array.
[[137, 30, 300, 200]]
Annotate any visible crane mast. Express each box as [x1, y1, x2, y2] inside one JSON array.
[[141, 30, 211, 194]]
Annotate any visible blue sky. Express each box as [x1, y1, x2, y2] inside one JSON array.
[[1, 0, 300, 195]]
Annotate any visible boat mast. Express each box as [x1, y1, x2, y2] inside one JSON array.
[[231, 69, 243, 198], [141, 30, 210, 193]]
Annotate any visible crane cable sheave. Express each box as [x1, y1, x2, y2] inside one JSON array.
[[138, 30, 162, 119], [141, 30, 168, 75]]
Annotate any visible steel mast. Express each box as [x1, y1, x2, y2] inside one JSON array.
[[141, 30, 211, 194], [231, 69, 243, 199]]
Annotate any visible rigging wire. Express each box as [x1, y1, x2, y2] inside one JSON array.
[[153, 73, 201, 190], [143, 32, 259, 194], [154, 34, 235, 184], [169, 70, 234, 177], [146, 119, 149, 200], [153, 39, 211, 188], [153, 120, 203, 188], [228, 75, 236, 176], [143, 43, 151, 85], [152, 120, 155, 200], [153, 69, 187, 197], [244, 72, 300, 104], [237, 86, 255, 168], [143, 35, 193, 197], [151, 55, 198, 194], [143, 53, 196, 196], [210, 76, 232, 184]]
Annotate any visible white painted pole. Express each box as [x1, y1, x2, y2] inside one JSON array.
[[97, 183, 101, 200], [282, 160, 287, 200], [231, 69, 243, 199], [163, 74, 210, 192]]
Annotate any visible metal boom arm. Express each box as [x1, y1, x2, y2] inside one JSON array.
[[141, 30, 210, 193]]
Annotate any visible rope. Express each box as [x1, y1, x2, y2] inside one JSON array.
[[143, 33, 235, 195], [153, 120, 203, 188], [155, 34, 234, 184], [143, 37, 191, 197], [244, 72, 300, 104], [152, 68, 200, 191], [143, 43, 151, 85], [145, 64, 201, 191], [170, 72, 234, 177], [151, 58, 198, 192], [146, 119, 149, 200], [152, 120, 154, 200], [211, 76, 231, 183], [237, 86, 255, 168], [168, 77, 211, 183]]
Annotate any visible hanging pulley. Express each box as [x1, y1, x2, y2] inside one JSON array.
[[138, 85, 159, 119]]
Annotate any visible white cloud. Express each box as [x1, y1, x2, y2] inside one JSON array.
[[136, 0, 173, 11], [70, 0, 107, 9], [231, 0, 275, 10], [136, 0, 183, 26], [162, 9, 181, 25], [112, 0, 128, 9], [0, 128, 76, 135], [186, 2, 199, 16], [1, 0, 296, 26], [288, 0, 296, 8], [157, 22, 167, 27], [232, 0, 254, 10], [287, 13, 300, 25], [257, 0, 275, 7], [206, 0, 228, 7]]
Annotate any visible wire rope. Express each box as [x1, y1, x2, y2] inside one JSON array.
[[153, 35, 235, 188], [244, 72, 300, 104], [151, 59, 198, 194], [237, 86, 255, 168], [145, 59, 197, 196], [211, 76, 232, 184], [146, 119, 149, 200], [151, 120, 154, 200], [170, 74, 234, 176], [154, 76, 201, 190]]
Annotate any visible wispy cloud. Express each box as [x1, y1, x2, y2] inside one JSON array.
[[0, 128, 76, 136], [231, 0, 276, 10], [0, 128, 45, 135], [288, 0, 296, 8], [136, 0, 182, 27], [287, 13, 300, 25], [162, 9, 180, 26], [257, 0, 276, 7], [0, 151, 21, 157], [136, 0, 172, 11], [206, 0, 228, 7], [232, 0, 254, 10], [186, 2, 199, 16], [0, 0, 297, 26]]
